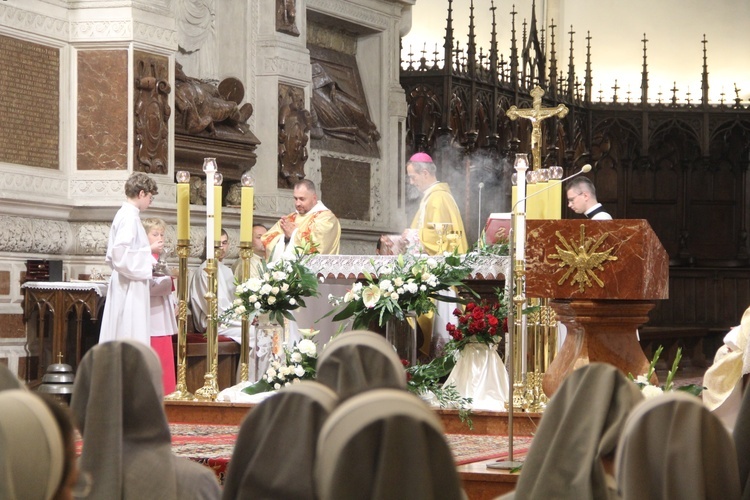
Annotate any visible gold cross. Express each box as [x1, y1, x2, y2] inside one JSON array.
[[506, 86, 569, 170]]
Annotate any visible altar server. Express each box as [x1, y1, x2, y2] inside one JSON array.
[[100, 172, 159, 345]]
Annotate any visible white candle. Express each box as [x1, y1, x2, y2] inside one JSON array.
[[204, 159, 216, 260], [514, 155, 529, 261]]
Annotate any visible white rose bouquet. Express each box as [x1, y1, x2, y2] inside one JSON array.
[[221, 244, 320, 327], [327, 251, 476, 329], [242, 337, 318, 395]]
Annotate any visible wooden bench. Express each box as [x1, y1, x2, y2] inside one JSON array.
[[638, 326, 713, 368]]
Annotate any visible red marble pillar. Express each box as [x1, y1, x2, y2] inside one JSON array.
[[524, 220, 669, 396]]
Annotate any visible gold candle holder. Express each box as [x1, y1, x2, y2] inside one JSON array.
[[194, 257, 220, 401], [524, 298, 548, 412], [238, 241, 252, 382], [165, 240, 194, 401], [506, 258, 529, 412]]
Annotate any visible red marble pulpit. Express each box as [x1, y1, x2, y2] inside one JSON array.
[[524, 219, 669, 396]]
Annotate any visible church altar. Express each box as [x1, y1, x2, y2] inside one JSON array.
[[304, 254, 509, 281], [287, 254, 509, 349]]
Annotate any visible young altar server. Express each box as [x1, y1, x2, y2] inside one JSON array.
[[143, 217, 177, 394], [100, 172, 160, 345]]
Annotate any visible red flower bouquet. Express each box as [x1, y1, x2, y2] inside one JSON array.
[[446, 300, 508, 349]]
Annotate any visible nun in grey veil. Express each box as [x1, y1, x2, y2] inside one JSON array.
[[315, 330, 406, 399], [0, 364, 24, 391], [315, 388, 463, 500], [502, 363, 644, 500], [71, 340, 220, 500], [617, 391, 740, 500], [221, 381, 338, 500]]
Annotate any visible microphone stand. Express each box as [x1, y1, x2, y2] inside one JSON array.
[[488, 164, 591, 470]]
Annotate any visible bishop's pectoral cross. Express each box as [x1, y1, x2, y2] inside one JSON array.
[[506, 86, 569, 170]]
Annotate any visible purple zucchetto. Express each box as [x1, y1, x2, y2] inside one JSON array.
[[408, 152, 433, 163]]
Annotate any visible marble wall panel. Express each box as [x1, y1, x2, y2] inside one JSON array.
[[77, 49, 128, 170]]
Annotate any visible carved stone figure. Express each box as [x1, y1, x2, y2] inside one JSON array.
[[226, 182, 242, 206], [176, 0, 217, 78], [190, 176, 206, 205], [278, 84, 313, 188], [275, 0, 299, 36], [134, 53, 171, 174], [174, 63, 253, 137], [310, 62, 380, 148]]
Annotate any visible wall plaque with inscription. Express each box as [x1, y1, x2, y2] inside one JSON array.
[[321, 156, 370, 221], [0, 35, 59, 169]]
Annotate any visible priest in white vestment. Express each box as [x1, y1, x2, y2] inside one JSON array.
[[261, 179, 341, 347]]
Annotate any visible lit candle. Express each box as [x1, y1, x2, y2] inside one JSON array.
[[176, 171, 190, 241], [203, 158, 216, 260], [239, 171, 255, 243], [514, 154, 529, 261], [214, 171, 223, 243]]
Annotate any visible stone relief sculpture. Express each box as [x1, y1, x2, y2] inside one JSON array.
[[174, 62, 253, 137], [190, 176, 207, 205], [310, 62, 380, 148], [134, 54, 171, 174], [176, 0, 217, 79], [278, 84, 312, 188], [276, 0, 299, 36]]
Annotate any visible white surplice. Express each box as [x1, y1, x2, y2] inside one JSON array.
[[99, 202, 153, 345]]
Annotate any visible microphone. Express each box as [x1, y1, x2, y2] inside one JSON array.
[[512, 164, 592, 212]]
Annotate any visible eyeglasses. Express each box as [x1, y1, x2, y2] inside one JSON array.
[[567, 192, 584, 204]]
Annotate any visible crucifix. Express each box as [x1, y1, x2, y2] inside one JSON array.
[[506, 85, 569, 170]]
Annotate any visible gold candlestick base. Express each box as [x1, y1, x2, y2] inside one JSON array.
[[194, 257, 219, 402], [165, 240, 194, 401], [194, 373, 219, 401]]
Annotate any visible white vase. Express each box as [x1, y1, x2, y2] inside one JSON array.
[[385, 312, 418, 366], [443, 341, 510, 411]]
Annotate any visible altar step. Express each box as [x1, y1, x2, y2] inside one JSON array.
[[164, 401, 541, 499]]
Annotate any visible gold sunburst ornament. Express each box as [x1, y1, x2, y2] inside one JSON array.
[[549, 224, 618, 292]]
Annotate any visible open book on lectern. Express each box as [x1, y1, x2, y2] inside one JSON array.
[[484, 213, 511, 245]]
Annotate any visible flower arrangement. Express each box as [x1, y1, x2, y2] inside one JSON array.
[[242, 338, 318, 394], [328, 251, 476, 329], [405, 354, 474, 428], [446, 295, 508, 351], [629, 345, 703, 398], [221, 244, 320, 326]]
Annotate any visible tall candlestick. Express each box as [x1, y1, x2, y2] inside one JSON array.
[[176, 171, 190, 241], [239, 171, 255, 243], [514, 154, 529, 261], [204, 158, 216, 260], [214, 184, 223, 242]]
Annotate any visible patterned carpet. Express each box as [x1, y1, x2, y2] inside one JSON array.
[[164, 423, 533, 482]]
